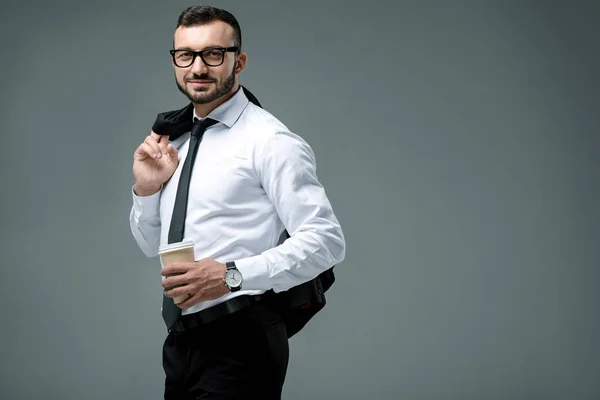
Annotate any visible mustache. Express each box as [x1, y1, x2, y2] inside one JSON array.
[[185, 74, 216, 82]]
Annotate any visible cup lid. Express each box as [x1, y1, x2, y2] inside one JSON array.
[[158, 239, 195, 254]]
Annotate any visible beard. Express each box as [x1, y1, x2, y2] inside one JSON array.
[[176, 65, 236, 105]]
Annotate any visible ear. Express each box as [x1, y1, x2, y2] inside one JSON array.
[[235, 51, 247, 74]]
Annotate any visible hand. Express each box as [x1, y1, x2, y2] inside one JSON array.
[[133, 131, 179, 195], [160, 259, 230, 309]]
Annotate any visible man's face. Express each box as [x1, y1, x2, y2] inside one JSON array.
[[172, 22, 241, 105]]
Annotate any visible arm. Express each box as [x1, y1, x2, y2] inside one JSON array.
[[234, 130, 346, 293], [129, 130, 178, 258], [129, 185, 162, 258]]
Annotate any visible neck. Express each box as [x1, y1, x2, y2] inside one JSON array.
[[193, 82, 239, 118]]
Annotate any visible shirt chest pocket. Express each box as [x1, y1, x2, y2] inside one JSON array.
[[189, 149, 262, 208]]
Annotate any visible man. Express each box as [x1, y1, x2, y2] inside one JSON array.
[[129, 4, 345, 399]]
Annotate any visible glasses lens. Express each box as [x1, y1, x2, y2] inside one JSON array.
[[173, 50, 194, 67], [202, 49, 223, 66]]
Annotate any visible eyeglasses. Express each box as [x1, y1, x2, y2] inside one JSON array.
[[170, 47, 239, 68]]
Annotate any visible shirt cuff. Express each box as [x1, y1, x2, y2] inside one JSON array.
[[234, 254, 272, 292], [131, 185, 162, 217]]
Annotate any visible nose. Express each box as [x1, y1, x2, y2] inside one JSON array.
[[190, 54, 208, 75]]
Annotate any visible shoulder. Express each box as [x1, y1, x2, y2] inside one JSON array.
[[238, 103, 289, 137], [238, 103, 312, 151]]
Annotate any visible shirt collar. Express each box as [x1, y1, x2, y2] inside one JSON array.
[[193, 86, 249, 129]]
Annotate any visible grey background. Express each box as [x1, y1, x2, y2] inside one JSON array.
[[0, 0, 598, 398]]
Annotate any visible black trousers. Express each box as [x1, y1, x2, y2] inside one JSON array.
[[162, 299, 289, 399]]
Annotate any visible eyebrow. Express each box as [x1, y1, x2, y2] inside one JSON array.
[[174, 44, 230, 51]]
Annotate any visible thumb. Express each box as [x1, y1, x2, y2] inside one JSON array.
[[167, 143, 178, 163]]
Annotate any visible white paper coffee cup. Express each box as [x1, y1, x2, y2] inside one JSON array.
[[158, 239, 195, 304]]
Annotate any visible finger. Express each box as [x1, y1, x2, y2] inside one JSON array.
[[153, 131, 171, 154], [160, 263, 189, 276], [134, 142, 156, 160], [161, 272, 188, 289], [176, 293, 198, 309], [150, 131, 162, 141], [164, 283, 189, 298], [166, 143, 178, 163], [144, 135, 162, 158]]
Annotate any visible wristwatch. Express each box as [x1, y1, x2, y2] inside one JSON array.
[[224, 261, 243, 292]]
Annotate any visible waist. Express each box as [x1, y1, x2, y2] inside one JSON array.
[[181, 289, 267, 316], [171, 290, 275, 334]]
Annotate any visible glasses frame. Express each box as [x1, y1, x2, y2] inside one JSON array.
[[169, 47, 239, 68]]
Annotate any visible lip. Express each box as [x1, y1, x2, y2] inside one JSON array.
[[188, 80, 213, 85]]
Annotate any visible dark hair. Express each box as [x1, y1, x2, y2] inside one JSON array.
[[176, 5, 242, 50]]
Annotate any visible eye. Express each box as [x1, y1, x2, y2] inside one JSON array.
[[177, 51, 193, 59], [205, 50, 221, 58]]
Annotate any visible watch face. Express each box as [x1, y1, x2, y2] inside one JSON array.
[[225, 269, 243, 287]]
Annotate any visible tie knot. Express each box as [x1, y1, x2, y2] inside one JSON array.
[[191, 117, 218, 138]]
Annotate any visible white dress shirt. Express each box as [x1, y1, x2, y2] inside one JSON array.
[[129, 87, 346, 315]]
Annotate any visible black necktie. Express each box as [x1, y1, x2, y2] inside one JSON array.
[[162, 117, 218, 331]]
